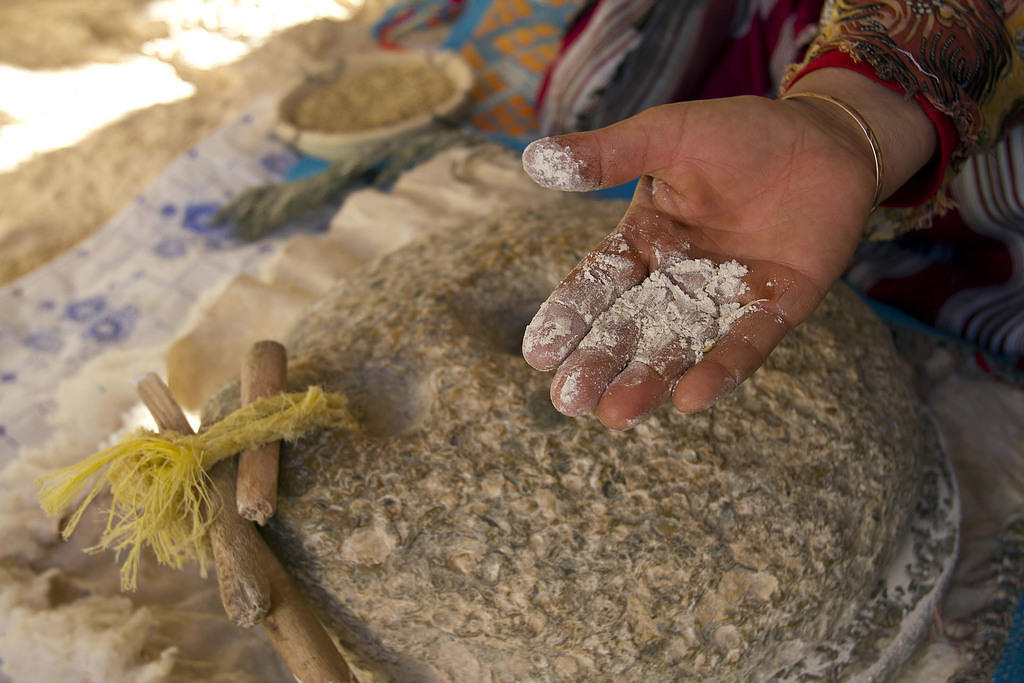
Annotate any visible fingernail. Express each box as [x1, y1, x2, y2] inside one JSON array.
[[522, 138, 598, 192]]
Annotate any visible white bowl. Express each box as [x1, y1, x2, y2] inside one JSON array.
[[274, 50, 474, 160]]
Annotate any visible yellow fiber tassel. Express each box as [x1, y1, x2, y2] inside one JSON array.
[[37, 386, 358, 590]]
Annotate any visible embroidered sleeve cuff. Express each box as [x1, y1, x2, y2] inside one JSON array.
[[785, 51, 958, 209]]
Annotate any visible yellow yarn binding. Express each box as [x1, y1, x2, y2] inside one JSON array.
[[37, 386, 358, 591]]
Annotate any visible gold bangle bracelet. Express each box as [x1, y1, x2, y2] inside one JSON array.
[[781, 91, 884, 211]]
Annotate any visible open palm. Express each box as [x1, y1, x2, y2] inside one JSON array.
[[522, 95, 878, 429]]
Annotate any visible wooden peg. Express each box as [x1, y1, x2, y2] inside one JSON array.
[[237, 340, 287, 525], [135, 372, 354, 682]]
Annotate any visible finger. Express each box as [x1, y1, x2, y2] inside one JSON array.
[[555, 249, 736, 424], [595, 362, 670, 430], [594, 258, 742, 429], [549, 257, 654, 417], [593, 264, 729, 430], [522, 184, 697, 372], [595, 356, 687, 431], [616, 178, 695, 269], [672, 305, 792, 413], [550, 320, 640, 417], [522, 104, 690, 191], [522, 231, 646, 371]]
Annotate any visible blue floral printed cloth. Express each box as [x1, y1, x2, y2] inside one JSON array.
[[0, 98, 322, 465]]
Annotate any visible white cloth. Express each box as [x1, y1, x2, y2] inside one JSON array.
[[0, 98, 312, 464]]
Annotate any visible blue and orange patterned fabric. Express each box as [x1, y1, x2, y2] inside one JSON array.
[[374, 0, 586, 148]]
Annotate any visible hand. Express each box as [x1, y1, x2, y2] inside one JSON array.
[[521, 85, 925, 430]]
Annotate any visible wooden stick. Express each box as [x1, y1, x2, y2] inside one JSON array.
[[136, 372, 355, 682], [237, 340, 287, 525], [137, 372, 271, 628]]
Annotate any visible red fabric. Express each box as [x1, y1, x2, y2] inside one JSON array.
[[861, 211, 1013, 323], [667, 2, 760, 101], [376, 7, 419, 50], [787, 51, 959, 208], [692, 0, 824, 101], [536, 0, 826, 126], [375, 0, 466, 50]]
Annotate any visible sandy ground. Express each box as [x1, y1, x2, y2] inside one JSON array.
[[0, 0, 381, 284]]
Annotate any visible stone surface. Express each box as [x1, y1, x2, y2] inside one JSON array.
[[205, 199, 949, 681]]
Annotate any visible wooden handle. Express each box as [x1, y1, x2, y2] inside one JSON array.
[[135, 372, 355, 681], [237, 341, 287, 525], [136, 373, 271, 627], [208, 460, 274, 628], [136, 372, 193, 434], [261, 552, 356, 682]]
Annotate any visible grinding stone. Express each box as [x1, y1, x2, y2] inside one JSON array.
[[204, 199, 957, 681]]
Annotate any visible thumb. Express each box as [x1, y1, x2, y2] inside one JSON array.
[[521, 105, 686, 192]]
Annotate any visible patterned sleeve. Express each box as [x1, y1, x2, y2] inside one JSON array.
[[784, 0, 1024, 237]]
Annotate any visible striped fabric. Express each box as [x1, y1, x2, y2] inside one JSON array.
[[536, 0, 654, 134], [537, 0, 823, 133], [847, 127, 1024, 367], [374, 0, 586, 146], [948, 127, 1024, 356]]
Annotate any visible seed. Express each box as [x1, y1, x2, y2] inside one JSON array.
[[291, 62, 456, 133]]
